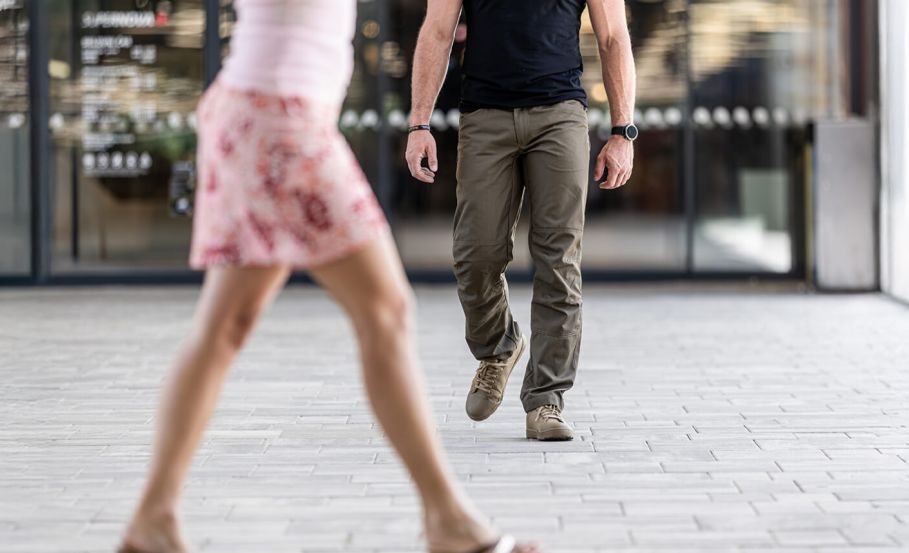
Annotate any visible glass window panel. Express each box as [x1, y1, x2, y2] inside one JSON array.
[[48, 0, 204, 273], [0, 0, 30, 275], [582, 0, 688, 271], [689, 0, 839, 273], [340, 0, 383, 207]]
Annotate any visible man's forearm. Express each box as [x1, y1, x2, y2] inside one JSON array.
[[410, 25, 456, 126], [600, 32, 636, 126]]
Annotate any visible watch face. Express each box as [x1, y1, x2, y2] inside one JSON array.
[[625, 125, 639, 141]]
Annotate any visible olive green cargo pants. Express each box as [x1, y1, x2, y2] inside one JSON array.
[[453, 100, 589, 413]]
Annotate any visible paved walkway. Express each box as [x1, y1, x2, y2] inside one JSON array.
[[1, 285, 908, 553]]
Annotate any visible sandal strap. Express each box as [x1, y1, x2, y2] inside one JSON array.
[[466, 534, 517, 553]]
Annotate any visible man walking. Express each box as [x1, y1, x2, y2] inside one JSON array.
[[406, 0, 637, 441]]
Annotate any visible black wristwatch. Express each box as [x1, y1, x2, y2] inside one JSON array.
[[611, 124, 639, 141]]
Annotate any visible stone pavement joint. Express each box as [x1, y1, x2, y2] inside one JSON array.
[[1, 285, 908, 552]]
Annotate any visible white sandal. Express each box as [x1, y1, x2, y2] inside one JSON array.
[[461, 534, 520, 553]]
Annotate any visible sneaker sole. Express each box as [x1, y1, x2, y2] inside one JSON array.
[[465, 336, 526, 422], [526, 428, 575, 441]]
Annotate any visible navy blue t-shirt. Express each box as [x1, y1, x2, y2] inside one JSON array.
[[460, 0, 588, 111]]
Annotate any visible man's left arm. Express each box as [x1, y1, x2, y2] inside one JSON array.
[[588, 0, 636, 189]]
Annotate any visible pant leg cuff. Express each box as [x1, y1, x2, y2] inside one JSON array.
[[522, 393, 564, 413]]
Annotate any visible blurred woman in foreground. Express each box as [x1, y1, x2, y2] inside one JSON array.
[[118, 1, 538, 552]]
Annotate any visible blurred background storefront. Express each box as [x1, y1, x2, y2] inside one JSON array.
[[0, 0, 888, 285]]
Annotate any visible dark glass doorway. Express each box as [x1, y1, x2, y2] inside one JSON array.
[[0, 0, 30, 276], [46, 0, 204, 274]]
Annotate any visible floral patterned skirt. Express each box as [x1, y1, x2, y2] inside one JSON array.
[[189, 79, 389, 270]]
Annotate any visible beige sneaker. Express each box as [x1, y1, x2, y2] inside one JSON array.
[[465, 335, 526, 421], [526, 404, 574, 441]]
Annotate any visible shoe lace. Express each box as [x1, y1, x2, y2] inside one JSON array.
[[473, 359, 508, 400], [539, 404, 564, 422]]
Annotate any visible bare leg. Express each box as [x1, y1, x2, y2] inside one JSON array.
[[310, 234, 536, 553], [122, 238, 537, 552], [123, 266, 290, 552]]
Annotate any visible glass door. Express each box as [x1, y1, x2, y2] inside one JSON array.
[[0, 0, 30, 275], [47, 0, 205, 273], [688, 0, 837, 274]]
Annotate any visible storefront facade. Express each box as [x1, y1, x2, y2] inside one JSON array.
[[0, 0, 879, 284]]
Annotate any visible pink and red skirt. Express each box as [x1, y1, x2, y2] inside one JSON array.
[[189, 79, 388, 270]]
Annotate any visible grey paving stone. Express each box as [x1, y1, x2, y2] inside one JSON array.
[[1, 285, 908, 551]]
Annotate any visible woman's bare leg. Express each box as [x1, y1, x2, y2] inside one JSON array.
[[123, 266, 290, 552], [122, 238, 537, 552], [310, 234, 535, 553]]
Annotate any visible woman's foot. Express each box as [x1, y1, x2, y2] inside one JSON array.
[[120, 507, 190, 553], [424, 503, 541, 553]]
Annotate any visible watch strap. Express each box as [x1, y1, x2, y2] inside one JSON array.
[[611, 124, 638, 141], [408, 124, 432, 133]]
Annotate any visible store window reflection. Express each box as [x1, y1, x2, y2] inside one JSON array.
[[689, 0, 837, 273], [0, 1, 30, 275], [339, 0, 384, 205], [47, 0, 204, 272], [33, 0, 859, 278], [581, 0, 687, 271]]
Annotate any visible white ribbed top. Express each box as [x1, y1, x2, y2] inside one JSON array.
[[219, 0, 356, 102]]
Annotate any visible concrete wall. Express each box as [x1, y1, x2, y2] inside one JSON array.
[[813, 120, 878, 290], [880, 0, 909, 303]]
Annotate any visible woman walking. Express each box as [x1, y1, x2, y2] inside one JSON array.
[[118, 1, 537, 552]]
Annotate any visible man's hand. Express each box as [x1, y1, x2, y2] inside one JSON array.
[[594, 136, 634, 189], [405, 130, 438, 183]]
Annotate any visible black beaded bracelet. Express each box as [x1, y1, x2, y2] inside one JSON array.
[[407, 124, 432, 133]]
